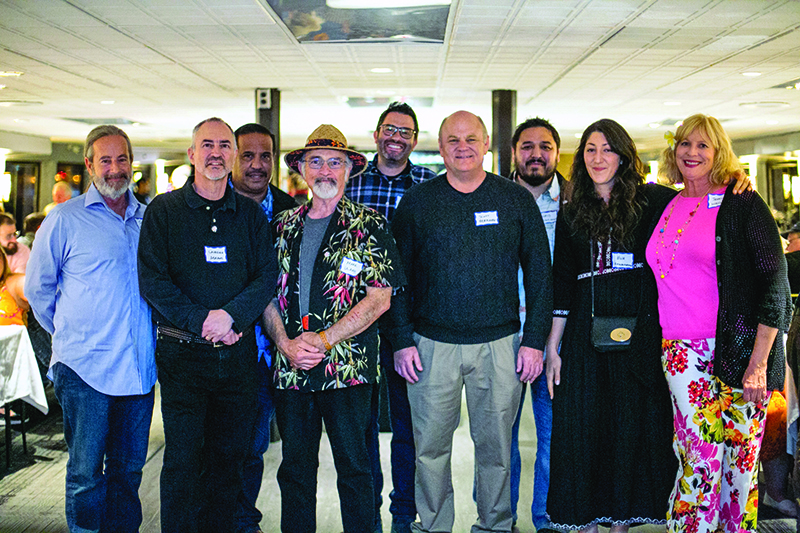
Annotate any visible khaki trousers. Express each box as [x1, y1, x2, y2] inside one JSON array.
[[408, 333, 522, 533]]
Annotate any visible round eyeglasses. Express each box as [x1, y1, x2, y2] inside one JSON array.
[[302, 156, 346, 170]]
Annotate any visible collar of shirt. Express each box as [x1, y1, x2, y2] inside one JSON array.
[[184, 175, 237, 212], [260, 186, 275, 221], [83, 183, 143, 220], [365, 155, 413, 182]]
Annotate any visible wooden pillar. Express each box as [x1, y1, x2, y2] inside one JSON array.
[[491, 89, 516, 177]]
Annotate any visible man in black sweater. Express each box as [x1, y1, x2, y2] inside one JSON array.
[[389, 110, 552, 533]]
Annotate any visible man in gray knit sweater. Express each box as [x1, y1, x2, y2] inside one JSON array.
[[389, 110, 552, 533]]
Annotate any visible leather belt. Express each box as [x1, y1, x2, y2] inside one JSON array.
[[157, 324, 252, 348]]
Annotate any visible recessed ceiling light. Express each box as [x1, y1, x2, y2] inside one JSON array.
[[13, 118, 27, 123], [101, 100, 115, 105], [648, 122, 660, 129], [0, 100, 42, 107], [0, 85, 5, 90], [741, 72, 762, 77], [739, 101, 790, 108], [0, 71, 23, 77], [663, 101, 681, 106], [574, 133, 582, 139], [766, 120, 779, 125], [370, 68, 393, 74]]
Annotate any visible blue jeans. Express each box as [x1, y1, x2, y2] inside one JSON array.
[[52, 362, 154, 533], [510, 373, 552, 530], [157, 335, 258, 533], [236, 357, 274, 532], [368, 335, 416, 522]]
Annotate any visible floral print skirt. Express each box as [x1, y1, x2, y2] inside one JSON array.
[[661, 338, 769, 533]]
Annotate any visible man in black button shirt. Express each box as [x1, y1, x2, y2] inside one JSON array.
[[138, 117, 277, 533]]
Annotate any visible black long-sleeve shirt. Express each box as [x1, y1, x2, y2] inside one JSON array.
[[388, 173, 552, 351], [138, 177, 277, 335]]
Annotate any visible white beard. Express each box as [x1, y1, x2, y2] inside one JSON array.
[[311, 180, 339, 199]]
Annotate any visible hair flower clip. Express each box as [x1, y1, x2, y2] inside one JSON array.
[[664, 131, 675, 150]]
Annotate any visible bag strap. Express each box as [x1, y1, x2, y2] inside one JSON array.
[[590, 239, 596, 319]]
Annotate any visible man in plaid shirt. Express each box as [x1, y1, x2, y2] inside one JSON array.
[[344, 101, 436, 533]]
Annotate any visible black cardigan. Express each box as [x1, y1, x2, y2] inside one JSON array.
[[648, 183, 792, 390]]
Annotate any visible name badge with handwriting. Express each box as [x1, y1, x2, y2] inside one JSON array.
[[205, 246, 228, 263], [612, 252, 634, 270], [708, 194, 723, 209], [475, 211, 499, 226], [340, 257, 364, 276]]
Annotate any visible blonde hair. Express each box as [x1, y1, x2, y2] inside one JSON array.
[[0, 250, 10, 287], [659, 113, 742, 186]]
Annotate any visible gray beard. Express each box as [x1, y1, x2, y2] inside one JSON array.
[[311, 181, 339, 199], [94, 175, 131, 200]]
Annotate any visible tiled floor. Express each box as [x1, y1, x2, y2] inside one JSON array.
[[1, 386, 797, 533]]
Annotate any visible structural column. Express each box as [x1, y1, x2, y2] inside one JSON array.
[[256, 88, 281, 183], [491, 89, 516, 178]]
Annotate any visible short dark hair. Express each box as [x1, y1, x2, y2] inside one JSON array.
[[376, 102, 419, 135], [23, 212, 45, 234], [512, 117, 560, 150], [234, 123, 276, 151]]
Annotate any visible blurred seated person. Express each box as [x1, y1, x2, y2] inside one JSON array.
[[783, 222, 800, 295], [18, 212, 45, 250], [759, 376, 797, 517], [133, 175, 151, 205], [0, 213, 29, 273], [44, 178, 74, 215], [0, 249, 27, 326]]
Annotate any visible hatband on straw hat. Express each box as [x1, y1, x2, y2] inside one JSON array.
[[284, 124, 367, 177]]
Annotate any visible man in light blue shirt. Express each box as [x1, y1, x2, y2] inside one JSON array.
[[25, 125, 156, 533], [507, 117, 564, 533]]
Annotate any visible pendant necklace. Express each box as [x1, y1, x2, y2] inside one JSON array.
[[655, 185, 713, 279]]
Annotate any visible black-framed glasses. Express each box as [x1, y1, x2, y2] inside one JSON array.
[[379, 124, 416, 140], [302, 156, 346, 170]]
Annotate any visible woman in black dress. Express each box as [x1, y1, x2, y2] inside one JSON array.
[[545, 119, 676, 532]]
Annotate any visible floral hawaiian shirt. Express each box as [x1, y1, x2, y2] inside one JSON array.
[[272, 195, 405, 392]]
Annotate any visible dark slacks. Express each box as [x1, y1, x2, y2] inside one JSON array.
[[157, 335, 258, 533], [274, 384, 373, 533]]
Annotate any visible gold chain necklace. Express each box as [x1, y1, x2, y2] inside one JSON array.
[[655, 187, 712, 279]]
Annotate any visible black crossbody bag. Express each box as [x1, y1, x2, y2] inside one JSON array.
[[590, 240, 637, 352]]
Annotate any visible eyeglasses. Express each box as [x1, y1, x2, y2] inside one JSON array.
[[379, 124, 416, 140], [302, 156, 346, 170]]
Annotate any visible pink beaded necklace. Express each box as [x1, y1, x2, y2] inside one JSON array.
[[654, 186, 712, 279]]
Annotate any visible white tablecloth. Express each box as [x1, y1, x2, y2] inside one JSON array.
[[0, 324, 48, 414]]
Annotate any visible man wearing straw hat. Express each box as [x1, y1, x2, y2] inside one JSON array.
[[263, 124, 405, 533]]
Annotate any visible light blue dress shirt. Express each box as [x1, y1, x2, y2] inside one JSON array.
[[518, 176, 561, 336], [25, 184, 156, 396]]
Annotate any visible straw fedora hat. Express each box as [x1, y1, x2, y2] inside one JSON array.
[[284, 124, 367, 177]]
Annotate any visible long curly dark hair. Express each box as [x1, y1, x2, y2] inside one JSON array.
[[567, 119, 646, 247]]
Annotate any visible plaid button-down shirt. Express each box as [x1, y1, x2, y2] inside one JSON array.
[[345, 155, 436, 223]]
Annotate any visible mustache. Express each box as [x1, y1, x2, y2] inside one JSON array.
[[525, 157, 546, 166], [245, 169, 269, 178], [104, 172, 130, 181], [205, 156, 225, 166]]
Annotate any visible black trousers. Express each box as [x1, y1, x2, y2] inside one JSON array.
[[157, 335, 258, 533], [274, 384, 373, 533]]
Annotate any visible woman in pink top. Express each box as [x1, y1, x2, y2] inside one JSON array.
[[645, 114, 791, 533]]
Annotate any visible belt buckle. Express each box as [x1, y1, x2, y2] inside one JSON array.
[[212, 340, 223, 348]]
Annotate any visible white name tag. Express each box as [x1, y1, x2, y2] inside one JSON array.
[[204, 246, 228, 263], [340, 257, 364, 276], [612, 252, 634, 270], [475, 211, 499, 226], [708, 194, 723, 209]]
